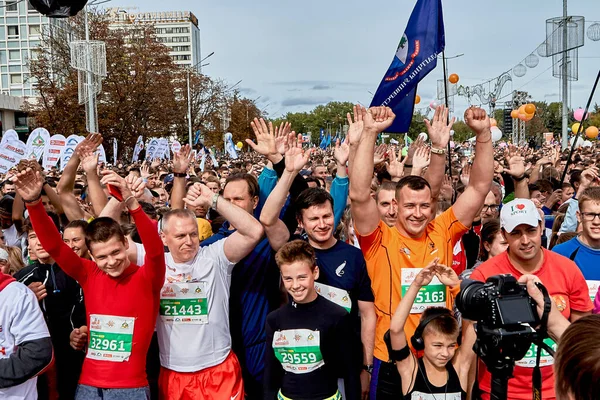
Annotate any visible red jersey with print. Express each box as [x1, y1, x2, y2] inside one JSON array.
[[470, 249, 592, 400]]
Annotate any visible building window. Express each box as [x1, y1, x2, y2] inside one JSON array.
[[7, 25, 19, 39], [155, 27, 190, 34], [172, 55, 190, 61], [28, 25, 41, 37], [170, 45, 190, 52], [27, 1, 36, 11], [10, 73, 22, 85], [8, 49, 19, 61], [6, 1, 18, 12]]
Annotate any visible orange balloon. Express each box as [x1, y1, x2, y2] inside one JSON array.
[[518, 113, 527, 121], [525, 103, 536, 114], [490, 118, 497, 127], [518, 105, 526, 114], [510, 110, 519, 119], [524, 113, 534, 122], [415, 94, 421, 104], [449, 73, 459, 84], [586, 126, 599, 139]]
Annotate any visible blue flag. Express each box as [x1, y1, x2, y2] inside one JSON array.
[[325, 133, 331, 148], [370, 0, 445, 133], [319, 129, 327, 150], [194, 130, 202, 145]]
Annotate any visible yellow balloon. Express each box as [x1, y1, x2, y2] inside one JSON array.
[[572, 123, 581, 134], [236, 141, 243, 148], [415, 94, 421, 104]]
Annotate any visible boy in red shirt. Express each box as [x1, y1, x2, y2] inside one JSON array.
[[470, 198, 592, 400], [13, 167, 165, 400]]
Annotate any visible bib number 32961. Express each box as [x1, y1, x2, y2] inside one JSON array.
[[272, 329, 324, 374], [160, 282, 208, 325], [401, 268, 446, 314], [87, 314, 134, 363]]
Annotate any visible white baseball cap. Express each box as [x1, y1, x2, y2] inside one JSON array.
[[500, 198, 542, 233]]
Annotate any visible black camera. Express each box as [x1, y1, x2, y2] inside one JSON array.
[[456, 274, 539, 328]]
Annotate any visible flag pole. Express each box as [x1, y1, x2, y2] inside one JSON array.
[[441, 50, 452, 181], [560, 68, 600, 185]]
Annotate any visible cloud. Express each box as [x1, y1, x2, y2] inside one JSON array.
[[271, 80, 372, 89], [238, 87, 256, 95], [312, 84, 331, 90], [281, 96, 333, 107]]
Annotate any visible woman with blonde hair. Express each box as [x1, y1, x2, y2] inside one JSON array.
[[0, 245, 25, 275]]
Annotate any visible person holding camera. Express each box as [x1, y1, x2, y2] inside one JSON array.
[[387, 259, 475, 399], [469, 198, 592, 400]]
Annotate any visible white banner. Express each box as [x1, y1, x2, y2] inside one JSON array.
[[145, 138, 160, 161], [113, 138, 118, 165], [1, 129, 18, 146], [171, 140, 181, 155], [132, 135, 144, 163], [42, 134, 66, 171], [0, 139, 27, 174], [97, 144, 107, 164], [25, 128, 50, 161], [155, 138, 169, 159], [60, 135, 83, 171]]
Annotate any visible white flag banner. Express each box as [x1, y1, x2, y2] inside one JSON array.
[[145, 138, 160, 161], [42, 134, 66, 171], [171, 140, 181, 156], [61, 135, 83, 171], [0, 139, 27, 174], [25, 128, 50, 161], [97, 144, 107, 164], [113, 138, 118, 165], [155, 138, 169, 159], [199, 148, 206, 172], [132, 135, 144, 163], [1, 129, 18, 146]]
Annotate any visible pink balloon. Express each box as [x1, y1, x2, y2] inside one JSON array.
[[429, 100, 439, 110], [574, 108, 588, 122]]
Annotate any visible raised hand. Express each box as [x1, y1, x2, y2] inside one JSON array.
[[386, 146, 405, 179], [580, 167, 600, 189], [364, 106, 395, 134], [151, 158, 160, 169], [333, 137, 350, 166], [424, 105, 455, 148], [81, 151, 99, 175], [284, 133, 311, 173], [100, 170, 133, 200], [406, 136, 425, 163], [440, 175, 453, 201], [173, 144, 192, 174], [460, 164, 471, 186], [75, 133, 103, 158], [412, 145, 430, 173], [12, 167, 43, 202], [464, 106, 491, 136], [413, 259, 438, 287], [347, 104, 365, 145], [140, 163, 151, 180], [373, 144, 388, 165], [183, 182, 213, 209], [274, 121, 291, 156], [434, 263, 460, 287], [505, 155, 526, 178], [124, 174, 146, 199], [247, 118, 278, 159]]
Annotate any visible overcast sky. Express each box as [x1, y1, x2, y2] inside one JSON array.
[[106, 0, 600, 121]]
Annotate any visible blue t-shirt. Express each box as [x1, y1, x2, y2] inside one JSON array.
[[553, 236, 600, 280], [313, 240, 374, 331]]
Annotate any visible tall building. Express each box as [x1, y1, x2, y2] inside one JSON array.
[[106, 8, 202, 72]]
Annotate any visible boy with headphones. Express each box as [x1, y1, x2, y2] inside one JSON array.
[[386, 259, 476, 399]]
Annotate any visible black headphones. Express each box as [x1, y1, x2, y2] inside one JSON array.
[[410, 308, 453, 351]]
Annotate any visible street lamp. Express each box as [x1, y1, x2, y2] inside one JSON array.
[[187, 51, 214, 146]]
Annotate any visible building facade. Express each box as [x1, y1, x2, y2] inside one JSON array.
[[106, 8, 202, 72]]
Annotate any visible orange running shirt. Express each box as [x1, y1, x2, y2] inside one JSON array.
[[356, 207, 467, 361], [470, 249, 593, 400]]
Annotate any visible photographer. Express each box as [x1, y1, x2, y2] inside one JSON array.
[[388, 259, 475, 399], [469, 199, 593, 400]]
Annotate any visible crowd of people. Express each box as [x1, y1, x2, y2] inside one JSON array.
[[0, 104, 598, 400]]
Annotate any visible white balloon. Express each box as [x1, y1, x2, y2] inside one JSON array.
[[583, 140, 593, 148], [569, 136, 584, 148], [429, 100, 439, 110], [491, 127, 502, 142], [450, 129, 455, 136], [418, 132, 428, 141]]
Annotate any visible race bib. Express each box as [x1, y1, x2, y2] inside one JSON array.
[[314, 282, 351, 313], [401, 268, 446, 314], [272, 329, 324, 374], [586, 280, 600, 302], [160, 282, 208, 325], [515, 338, 557, 368], [87, 314, 134, 362], [411, 392, 461, 400]]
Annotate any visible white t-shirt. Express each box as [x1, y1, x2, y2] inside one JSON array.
[[138, 239, 235, 372], [0, 281, 50, 400], [3, 224, 23, 249]]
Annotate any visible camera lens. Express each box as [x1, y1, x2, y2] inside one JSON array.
[[455, 279, 486, 321]]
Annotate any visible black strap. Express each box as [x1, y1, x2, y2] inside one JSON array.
[[383, 330, 411, 362], [532, 282, 552, 400], [569, 246, 581, 261]]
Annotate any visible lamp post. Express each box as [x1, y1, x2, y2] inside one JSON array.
[[187, 51, 214, 146]]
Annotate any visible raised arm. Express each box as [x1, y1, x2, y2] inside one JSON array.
[[504, 154, 529, 199], [424, 105, 454, 199], [184, 183, 264, 264], [170, 144, 193, 210], [81, 151, 107, 216], [260, 133, 311, 251], [14, 168, 88, 284], [331, 137, 350, 228], [452, 107, 494, 227], [349, 105, 395, 235]]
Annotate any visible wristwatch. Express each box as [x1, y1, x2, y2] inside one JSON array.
[[211, 193, 220, 209], [430, 146, 447, 155], [362, 364, 374, 374]]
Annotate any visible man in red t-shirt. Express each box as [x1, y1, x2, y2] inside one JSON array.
[[470, 198, 592, 400], [13, 167, 165, 400]]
